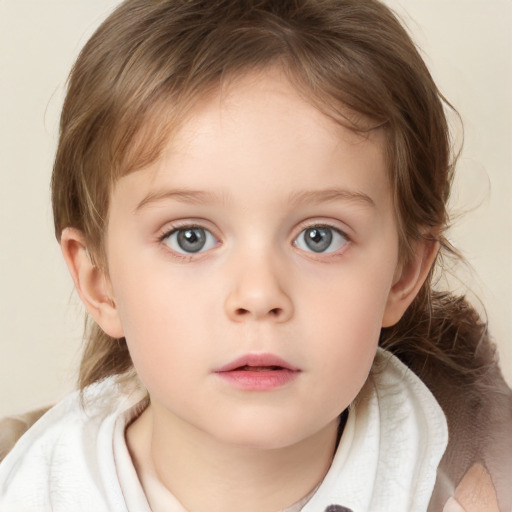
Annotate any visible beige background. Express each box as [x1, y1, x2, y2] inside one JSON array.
[[0, 0, 511, 417]]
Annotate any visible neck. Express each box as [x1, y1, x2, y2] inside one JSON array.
[[127, 404, 339, 512]]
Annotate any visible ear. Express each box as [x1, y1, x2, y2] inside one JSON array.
[[382, 237, 439, 328], [60, 227, 124, 339]]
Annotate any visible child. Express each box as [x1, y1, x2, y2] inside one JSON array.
[[0, 0, 510, 510]]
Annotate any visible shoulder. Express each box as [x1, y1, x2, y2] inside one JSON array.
[[0, 389, 91, 510], [429, 361, 512, 510], [0, 406, 50, 462], [0, 377, 143, 511]]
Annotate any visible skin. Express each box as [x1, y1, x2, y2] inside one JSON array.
[[61, 69, 437, 512]]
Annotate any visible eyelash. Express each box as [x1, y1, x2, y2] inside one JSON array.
[[157, 221, 351, 259], [158, 222, 220, 259], [293, 222, 350, 256]]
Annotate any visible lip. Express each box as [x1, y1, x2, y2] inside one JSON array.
[[214, 353, 301, 391]]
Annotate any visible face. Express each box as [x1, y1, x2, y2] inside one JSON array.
[[104, 70, 401, 449]]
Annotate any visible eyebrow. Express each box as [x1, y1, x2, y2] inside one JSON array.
[[288, 188, 376, 208], [135, 189, 222, 212], [134, 187, 375, 212]]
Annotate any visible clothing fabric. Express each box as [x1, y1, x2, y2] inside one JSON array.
[[0, 349, 447, 512]]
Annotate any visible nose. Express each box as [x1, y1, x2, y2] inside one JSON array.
[[224, 253, 294, 323]]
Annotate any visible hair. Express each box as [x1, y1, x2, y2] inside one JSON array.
[[52, 0, 498, 393]]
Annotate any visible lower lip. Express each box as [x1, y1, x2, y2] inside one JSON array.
[[215, 369, 300, 391]]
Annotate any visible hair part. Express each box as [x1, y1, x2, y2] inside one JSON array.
[[52, 0, 494, 392]]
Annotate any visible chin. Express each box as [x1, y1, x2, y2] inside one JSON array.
[[211, 416, 324, 451]]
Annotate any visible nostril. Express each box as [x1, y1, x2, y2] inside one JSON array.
[[234, 307, 282, 316]]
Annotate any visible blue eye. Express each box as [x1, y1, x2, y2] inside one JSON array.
[[163, 227, 218, 254], [294, 226, 348, 253]]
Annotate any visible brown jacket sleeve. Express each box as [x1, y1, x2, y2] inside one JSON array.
[[427, 358, 512, 512]]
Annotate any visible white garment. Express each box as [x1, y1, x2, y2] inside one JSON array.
[[302, 350, 448, 511], [0, 349, 447, 512]]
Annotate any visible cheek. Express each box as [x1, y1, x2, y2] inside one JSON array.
[[304, 299, 380, 383], [298, 267, 394, 389], [109, 263, 194, 374], [301, 262, 393, 343], [111, 264, 228, 400]]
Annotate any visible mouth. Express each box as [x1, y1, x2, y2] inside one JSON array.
[[215, 353, 300, 373], [235, 365, 285, 372], [214, 354, 301, 391]]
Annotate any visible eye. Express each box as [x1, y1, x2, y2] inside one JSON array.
[[294, 226, 348, 254], [163, 226, 218, 254]]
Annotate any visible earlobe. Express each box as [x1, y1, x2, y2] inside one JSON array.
[[382, 237, 439, 328], [60, 227, 124, 339]]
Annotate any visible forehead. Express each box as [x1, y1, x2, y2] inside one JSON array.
[[130, 68, 388, 188], [110, 69, 393, 226], [119, 65, 387, 175]]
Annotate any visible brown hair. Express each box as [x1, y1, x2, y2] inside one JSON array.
[[52, 0, 496, 391]]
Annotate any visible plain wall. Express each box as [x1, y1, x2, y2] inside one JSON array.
[[0, 0, 511, 417]]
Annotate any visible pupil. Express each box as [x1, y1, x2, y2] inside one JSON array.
[[177, 228, 206, 253], [305, 227, 332, 252]]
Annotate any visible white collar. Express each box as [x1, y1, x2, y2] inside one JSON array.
[[302, 349, 448, 512]]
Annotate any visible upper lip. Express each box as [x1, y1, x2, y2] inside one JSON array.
[[214, 353, 300, 372]]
